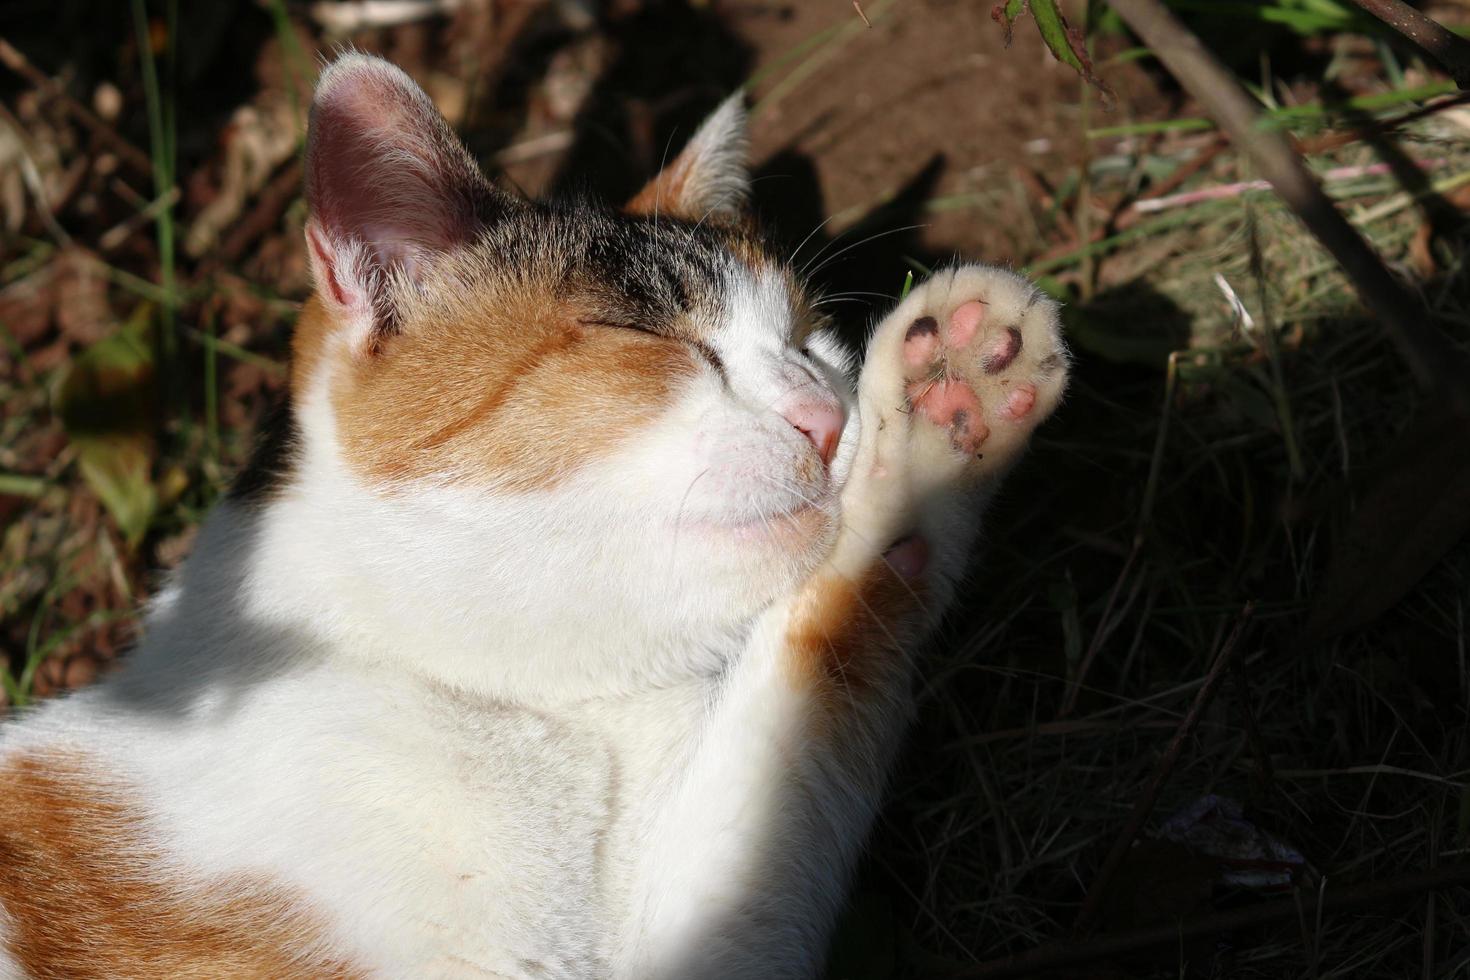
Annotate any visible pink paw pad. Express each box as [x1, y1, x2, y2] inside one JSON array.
[[883, 533, 930, 580], [1001, 383, 1037, 420], [903, 316, 941, 367], [947, 301, 987, 348], [906, 378, 989, 454]]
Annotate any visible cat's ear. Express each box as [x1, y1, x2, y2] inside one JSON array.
[[304, 53, 507, 346], [626, 95, 750, 221]]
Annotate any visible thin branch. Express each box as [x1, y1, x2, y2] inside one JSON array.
[[0, 38, 154, 176], [949, 863, 1470, 979], [1104, 0, 1470, 417], [1347, 0, 1470, 90], [195, 161, 303, 276], [1296, 91, 1470, 155], [1074, 602, 1256, 933]]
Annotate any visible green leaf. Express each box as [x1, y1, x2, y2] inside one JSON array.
[[0, 474, 47, 498], [994, 0, 1114, 102], [73, 435, 158, 550], [56, 306, 159, 547]]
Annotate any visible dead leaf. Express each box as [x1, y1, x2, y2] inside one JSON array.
[[0, 261, 57, 350], [52, 248, 113, 346], [1156, 795, 1307, 891], [56, 306, 158, 548]]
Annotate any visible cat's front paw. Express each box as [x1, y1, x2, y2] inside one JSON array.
[[893, 266, 1068, 476], [842, 266, 1069, 551]]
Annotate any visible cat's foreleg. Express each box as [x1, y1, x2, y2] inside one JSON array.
[[615, 266, 1069, 979]]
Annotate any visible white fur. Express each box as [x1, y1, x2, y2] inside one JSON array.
[[0, 263, 1066, 978], [0, 909, 18, 980]]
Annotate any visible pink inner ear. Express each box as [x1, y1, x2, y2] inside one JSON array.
[[306, 56, 487, 296], [305, 224, 349, 308]]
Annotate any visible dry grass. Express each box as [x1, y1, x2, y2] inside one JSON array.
[[867, 78, 1470, 978]]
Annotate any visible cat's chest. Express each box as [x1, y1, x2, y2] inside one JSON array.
[[127, 672, 622, 976], [364, 703, 617, 973]]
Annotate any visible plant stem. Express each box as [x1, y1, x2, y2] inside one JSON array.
[[1105, 0, 1470, 416], [1347, 0, 1470, 89]]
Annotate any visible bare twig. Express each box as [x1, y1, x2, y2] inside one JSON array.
[[99, 186, 181, 253], [1347, 0, 1470, 90], [205, 161, 303, 272], [309, 0, 464, 33], [493, 131, 574, 167], [1073, 601, 1256, 933], [1296, 92, 1470, 155], [0, 38, 154, 176], [949, 862, 1470, 979], [1133, 159, 1452, 215], [1105, 0, 1470, 416], [1113, 135, 1230, 227]]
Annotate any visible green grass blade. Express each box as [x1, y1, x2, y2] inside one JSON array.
[[130, 0, 179, 416]]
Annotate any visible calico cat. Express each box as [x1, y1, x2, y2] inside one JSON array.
[[0, 53, 1068, 979]]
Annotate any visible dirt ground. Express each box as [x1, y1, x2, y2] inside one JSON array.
[[4, 1, 1470, 977]]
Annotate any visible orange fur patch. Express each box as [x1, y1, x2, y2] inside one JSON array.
[[783, 560, 928, 701], [0, 752, 363, 979], [625, 159, 694, 219], [299, 280, 698, 491], [289, 296, 335, 403]]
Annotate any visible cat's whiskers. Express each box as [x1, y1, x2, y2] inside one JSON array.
[[668, 466, 716, 576], [796, 223, 861, 278], [801, 224, 928, 280], [690, 207, 716, 238], [811, 298, 878, 309], [789, 212, 840, 273], [812, 290, 894, 309], [752, 472, 835, 519], [651, 130, 678, 232]]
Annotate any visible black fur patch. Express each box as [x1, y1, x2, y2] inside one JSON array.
[[453, 193, 789, 343], [905, 316, 938, 342], [228, 397, 301, 506]]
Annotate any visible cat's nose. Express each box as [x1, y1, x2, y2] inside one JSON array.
[[783, 400, 845, 466]]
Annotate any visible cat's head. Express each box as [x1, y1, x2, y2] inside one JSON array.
[[251, 54, 853, 688]]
